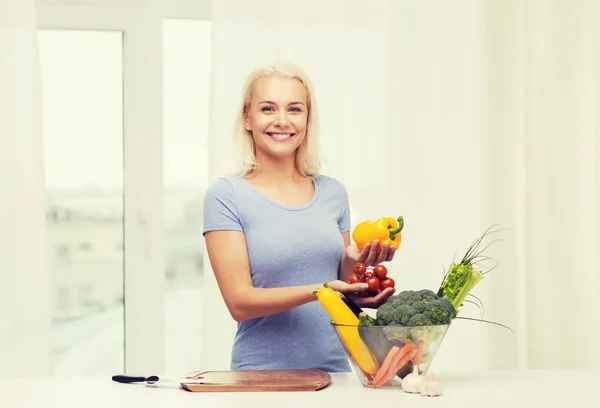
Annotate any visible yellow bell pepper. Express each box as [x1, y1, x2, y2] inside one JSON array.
[[314, 284, 380, 377], [352, 216, 404, 253]]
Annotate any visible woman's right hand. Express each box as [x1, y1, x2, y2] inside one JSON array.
[[327, 279, 370, 295]]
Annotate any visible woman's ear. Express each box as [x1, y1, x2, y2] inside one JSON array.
[[243, 110, 251, 131]]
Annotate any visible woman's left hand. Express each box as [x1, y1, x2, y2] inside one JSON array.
[[348, 287, 395, 309], [345, 239, 395, 267], [329, 279, 395, 309]]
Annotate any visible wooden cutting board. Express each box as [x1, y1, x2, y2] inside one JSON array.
[[180, 369, 332, 392]]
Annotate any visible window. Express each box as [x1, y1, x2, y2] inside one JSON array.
[[38, 29, 125, 376], [36, 0, 212, 375], [162, 18, 212, 375]]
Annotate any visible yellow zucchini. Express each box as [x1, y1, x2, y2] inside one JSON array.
[[315, 284, 380, 376]]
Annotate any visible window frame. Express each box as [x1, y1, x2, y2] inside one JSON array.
[[36, 0, 211, 374]]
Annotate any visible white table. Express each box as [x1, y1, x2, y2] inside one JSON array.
[[2, 370, 599, 408]]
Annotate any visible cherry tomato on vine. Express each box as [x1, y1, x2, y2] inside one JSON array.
[[349, 274, 363, 284], [366, 276, 380, 291], [379, 277, 395, 290], [373, 264, 388, 279], [353, 263, 367, 275]]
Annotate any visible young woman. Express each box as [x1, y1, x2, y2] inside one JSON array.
[[203, 61, 396, 372]]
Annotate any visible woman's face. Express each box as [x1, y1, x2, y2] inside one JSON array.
[[244, 76, 308, 162]]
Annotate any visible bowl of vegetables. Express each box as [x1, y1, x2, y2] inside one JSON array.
[[331, 289, 453, 389], [316, 224, 512, 391]]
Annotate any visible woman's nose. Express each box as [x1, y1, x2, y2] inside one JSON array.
[[274, 111, 289, 126]]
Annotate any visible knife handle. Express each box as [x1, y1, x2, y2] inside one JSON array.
[[112, 375, 149, 384], [341, 295, 364, 318]]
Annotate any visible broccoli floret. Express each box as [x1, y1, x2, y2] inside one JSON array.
[[424, 299, 456, 325], [375, 289, 457, 327], [420, 290, 439, 301], [406, 314, 432, 326], [412, 300, 427, 314], [376, 303, 414, 325]]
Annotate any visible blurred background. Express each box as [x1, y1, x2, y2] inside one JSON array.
[[1, 0, 599, 378]]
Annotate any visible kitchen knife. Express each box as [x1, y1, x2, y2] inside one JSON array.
[[112, 374, 214, 385]]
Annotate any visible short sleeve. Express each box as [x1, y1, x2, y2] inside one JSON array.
[[335, 179, 351, 233], [203, 178, 243, 235]]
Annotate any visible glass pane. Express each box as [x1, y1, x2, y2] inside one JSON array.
[[38, 29, 124, 375], [162, 19, 211, 374]]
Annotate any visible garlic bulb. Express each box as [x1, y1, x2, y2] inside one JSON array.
[[419, 375, 444, 397], [401, 373, 424, 394]]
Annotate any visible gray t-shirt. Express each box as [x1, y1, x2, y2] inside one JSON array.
[[202, 174, 352, 372]]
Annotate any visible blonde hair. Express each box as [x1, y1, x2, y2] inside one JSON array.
[[234, 61, 321, 179]]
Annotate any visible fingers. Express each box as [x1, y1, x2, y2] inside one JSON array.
[[347, 282, 369, 293], [363, 240, 379, 266], [350, 286, 396, 309], [362, 241, 396, 266], [375, 242, 390, 264], [380, 287, 395, 300], [356, 242, 370, 264], [371, 287, 395, 306], [386, 245, 396, 262], [331, 280, 369, 294], [367, 287, 396, 308]]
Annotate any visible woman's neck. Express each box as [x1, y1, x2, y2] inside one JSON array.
[[250, 154, 302, 185]]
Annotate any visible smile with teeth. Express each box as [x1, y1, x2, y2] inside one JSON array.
[[266, 132, 295, 141]]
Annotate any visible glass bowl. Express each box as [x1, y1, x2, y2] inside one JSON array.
[[331, 321, 450, 389]]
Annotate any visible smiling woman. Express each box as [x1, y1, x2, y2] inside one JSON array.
[[202, 61, 397, 373]]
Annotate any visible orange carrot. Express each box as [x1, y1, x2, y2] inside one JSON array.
[[413, 340, 425, 368], [371, 346, 401, 384], [372, 343, 414, 387], [373, 345, 417, 387]]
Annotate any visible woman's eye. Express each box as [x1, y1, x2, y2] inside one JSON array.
[[261, 106, 302, 113]]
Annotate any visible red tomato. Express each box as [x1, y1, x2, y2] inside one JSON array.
[[353, 263, 367, 275], [349, 274, 363, 284], [373, 264, 388, 279], [366, 276, 380, 291], [365, 271, 373, 279], [379, 277, 395, 290]]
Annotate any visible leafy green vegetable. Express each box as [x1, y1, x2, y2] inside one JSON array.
[[436, 225, 500, 314], [437, 262, 483, 313]]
